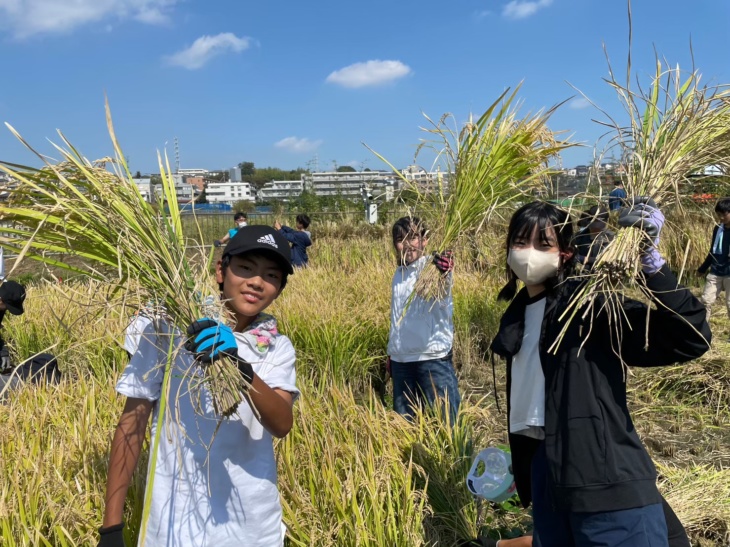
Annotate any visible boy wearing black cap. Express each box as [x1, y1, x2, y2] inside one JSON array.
[[99, 226, 298, 547]]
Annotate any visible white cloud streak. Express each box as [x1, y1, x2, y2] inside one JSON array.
[[0, 0, 179, 38], [275, 137, 323, 154], [502, 0, 553, 19], [164, 33, 253, 70], [326, 60, 412, 89], [570, 97, 591, 110]]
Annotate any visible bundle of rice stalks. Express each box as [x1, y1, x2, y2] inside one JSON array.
[[370, 84, 575, 299], [554, 52, 730, 355], [0, 104, 248, 417]]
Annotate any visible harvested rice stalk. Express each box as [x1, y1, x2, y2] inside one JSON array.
[[0, 101, 250, 417], [554, 47, 730, 357], [369, 84, 575, 299]]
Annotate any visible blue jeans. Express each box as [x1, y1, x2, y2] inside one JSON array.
[[531, 443, 669, 547], [390, 352, 461, 424]]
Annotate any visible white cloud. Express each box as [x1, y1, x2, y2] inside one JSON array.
[[326, 60, 412, 89], [502, 0, 552, 19], [164, 33, 253, 70], [570, 97, 591, 110], [275, 137, 323, 154], [0, 0, 179, 39]]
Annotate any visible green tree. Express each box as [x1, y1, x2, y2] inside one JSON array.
[[336, 165, 356, 173], [239, 162, 256, 176]]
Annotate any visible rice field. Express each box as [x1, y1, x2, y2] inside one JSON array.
[[1, 223, 728, 546]]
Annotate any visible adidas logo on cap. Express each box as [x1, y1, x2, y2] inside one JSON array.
[[257, 234, 278, 248]]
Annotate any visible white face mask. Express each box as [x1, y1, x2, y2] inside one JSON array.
[[507, 247, 560, 285], [236, 221, 247, 228]]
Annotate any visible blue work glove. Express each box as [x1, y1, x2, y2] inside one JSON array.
[[617, 197, 666, 275], [185, 319, 254, 383], [98, 523, 125, 547], [433, 250, 455, 274]]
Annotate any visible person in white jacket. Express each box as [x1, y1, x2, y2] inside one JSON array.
[[387, 217, 460, 423]]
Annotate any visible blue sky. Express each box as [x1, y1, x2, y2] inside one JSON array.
[[1, 0, 728, 174]]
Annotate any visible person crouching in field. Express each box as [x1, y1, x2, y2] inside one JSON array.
[[386, 216, 460, 423], [98, 226, 298, 547], [698, 197, 730, 322], [490, 200, 709, 547]]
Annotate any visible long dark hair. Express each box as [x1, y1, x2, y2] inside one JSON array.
[[497, 201, 575, 301]]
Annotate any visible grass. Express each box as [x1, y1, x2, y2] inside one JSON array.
[[0, 219, 728, 546]]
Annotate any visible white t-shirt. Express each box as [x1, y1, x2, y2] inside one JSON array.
[[509, 295, 546, 440], [118, 315, 299, 547], [387, 256, 454, 362]]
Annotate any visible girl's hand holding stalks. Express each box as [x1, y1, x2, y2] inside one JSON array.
[[617, 197, 666, 276]]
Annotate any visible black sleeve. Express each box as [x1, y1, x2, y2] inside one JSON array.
[[609, 264, 711, 367]]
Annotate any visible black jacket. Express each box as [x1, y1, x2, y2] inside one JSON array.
[[490, 264, 711, 513], [698, 224, 730, 276]]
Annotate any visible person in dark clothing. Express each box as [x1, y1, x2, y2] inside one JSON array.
[[274, 214, 312, 268], [608, 180, 627, 211], [0, 281, 60, 398], [490, 200, 710, 546], [573, 205, 614, 270], [698, 197, 730, 321]]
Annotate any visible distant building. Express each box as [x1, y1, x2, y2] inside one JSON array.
[[185, 176, 205, 192], [153, 178, 196, 204], [566, 168, 577, 177], [257, 180, 305, 202], [229, 167, 242, 182], [400, 165, 450, 194], [132, 177, 154, 203], [304, 171, 398, 200], [178, 168, 209, 177], [575, 165, 589, 177], [206, 181, 255, 204]]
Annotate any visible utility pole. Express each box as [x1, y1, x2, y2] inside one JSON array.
[[174, 137, 180, 174]]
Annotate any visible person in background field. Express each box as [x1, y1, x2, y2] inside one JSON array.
[[98, 226, 298, 547], [0, 280, 60, 397], [386, 216, 460, 424], [608, 179, 627, 211], [213, 211, 248, 247], [698, 197, 730, 322], [573, 205, 614, 271], [490, 199, 708, 547], [274, 214, 312, 268]]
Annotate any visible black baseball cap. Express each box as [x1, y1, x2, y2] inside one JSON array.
[[223, 225, 294, 274], [0, 280, 26, 315]]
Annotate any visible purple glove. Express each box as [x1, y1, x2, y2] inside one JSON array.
[[433, 250, 454, 274], [617, 197, 666, 275]]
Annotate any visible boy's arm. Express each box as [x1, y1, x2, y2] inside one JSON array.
[[245, 375, 294, 438], [102, 397, 153, 527]]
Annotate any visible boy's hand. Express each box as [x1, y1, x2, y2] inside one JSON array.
[[618, 197, 666, 275], [433, 250, 454, 273], [98, 523, 125, 547], [274, 221, 282, 230], [185, 319, 254, 383], [213, 240, 222, 248]]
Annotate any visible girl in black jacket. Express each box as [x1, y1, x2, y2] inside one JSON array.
[[490, 201, 710, 547]]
